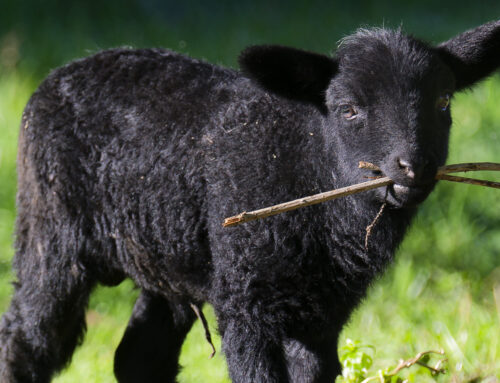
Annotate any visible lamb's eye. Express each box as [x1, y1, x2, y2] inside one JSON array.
[[339, 104, 357, 120], [437, 93, 451, 112]]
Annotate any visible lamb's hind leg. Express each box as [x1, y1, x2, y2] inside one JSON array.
[[114, 291, 196, 383], [0, 239, 94, 382]]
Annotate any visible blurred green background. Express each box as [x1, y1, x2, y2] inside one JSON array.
[[0, 1, 499, 382]]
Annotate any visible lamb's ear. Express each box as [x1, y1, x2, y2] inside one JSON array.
[[437, 20, 500, 91], [239, 45, 337, 111]]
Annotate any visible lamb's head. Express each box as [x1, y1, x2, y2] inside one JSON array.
[[239, 21, 500, 208], [324, 29, 453, 207]]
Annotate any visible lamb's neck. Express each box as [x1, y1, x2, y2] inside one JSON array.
[[314, 155, 417, 282]]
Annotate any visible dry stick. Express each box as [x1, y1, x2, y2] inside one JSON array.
[[360, 349, 446, 383], [364, 202, 387, 251], [223, 162, 500, 227], [436, 173, 500, 188], [362, 161, 500, 189], [189, 303, 216, 359], [436, 162, 500, 174], [223, 177, 393, 227]]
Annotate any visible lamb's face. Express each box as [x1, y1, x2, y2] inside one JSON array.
[[324, 31, 455, 207]]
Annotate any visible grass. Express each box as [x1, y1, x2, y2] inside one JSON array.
[[1, 1, 500, 382]]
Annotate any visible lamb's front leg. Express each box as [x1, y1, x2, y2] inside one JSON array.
[[220, 317, 290, 383], [284, 337, 342, 383]]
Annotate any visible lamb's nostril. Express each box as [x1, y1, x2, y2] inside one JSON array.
[[397, 158, 415, 179]]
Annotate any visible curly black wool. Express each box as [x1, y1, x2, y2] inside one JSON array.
[[1, 21, 499, 383]]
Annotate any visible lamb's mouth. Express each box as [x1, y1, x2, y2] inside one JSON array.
[[384, 182, 433, 208], [360, 162, 436, 208]]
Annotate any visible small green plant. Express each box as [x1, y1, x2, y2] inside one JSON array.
[[336, 339, 447, 383], [337, 339, 375, 383]]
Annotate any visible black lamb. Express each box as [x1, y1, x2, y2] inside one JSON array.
[[0, 20, 499, 383]]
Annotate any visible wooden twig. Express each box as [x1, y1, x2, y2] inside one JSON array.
[[222, 162, 500, 227], [223, 177, 393, 227], [189, 303, 216, 359], [361, 162, 500, 189], [360, 349, 446, 383], [359, 161, 500, 175], [435, 174, 500, 189], [361, 161, 500, 175], [365, 202, 387, 251], [436, 162, 500, 174], [359, 161, 382, 172]]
